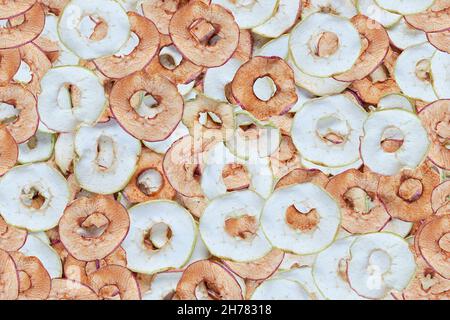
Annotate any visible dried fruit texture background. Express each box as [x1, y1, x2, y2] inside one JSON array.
[[0, 0, 448, 300]]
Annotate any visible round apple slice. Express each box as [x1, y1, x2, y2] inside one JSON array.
[[378, 163, 440, 222], [0, 84, 38, 143], [142, 271, 183, 300], [276, 168, 328, 190], [428, 30, 450, 54], [201, 142, 274, 199], [0, 127, 18, 176], [302, 0, 357, 19], [347, 232, 416, 299], [88, 265, 140, 300], [203, 58, 242, 102], [431, 51, 450, 99], [0, 216, 27, 251], [58, 0, 130, 59], [123, 148, 176, 203], [176, 260, 243, 300], [73, 119, 141, 194], [277, 266, 325, 300], [333, 15, 389, 82], [9, 251, 51, 300], [38, 66, 106, 132], [0, 0, 36, 19], [0, 249, 19, 300], [261, 183, 341, 255], [375, 0, 434, 15], [431, 181, 450, 212], [48, 278, 98, 300], [19, 234, 62, 278], [143, 121, 189, 155], [110, 72, 183, 142], [59, 195, 129, 262], [417, 215, 450, 279], [387, 18, 427, 51], [212, 0, 277, 29], [226, 110, 281, 159], [0, 163, 69, 231], [231, 56, 297, 120], [0, 3, 45, 49], [419, 100, 449, 170], [122, 200, 196, 274], [395, 42, 437, 102], [326, 169, 390, 234], [169, 1, 239, 68], [200, 190, 271, 262], [313, 236, 365, 300], [378, 93, 415, 112], [223, 249, 284, 281], [0, 49, 20, 85], [361, 109, 430, 176], [18, 130, 54, 164], [290, 13, 361, 78], [356, 0, 401, 28], [93, 12, 159, 79], [292, 94, 367, 168], [405, 0, 450, 32], [251, 278, 310, 300], [252, 0, 301, 38], [54, 132, 74, 175]]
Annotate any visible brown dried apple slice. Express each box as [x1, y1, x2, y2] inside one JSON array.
[[417, 215, 450, 279], [48, 278, 99, 300], [231, 56, 297, 120], [0, 249, 19, 300], [431, 181, 450, 213], [326, 169, 390, 234], [59, 195, 130, 261], [233, 29, 253, 62], [276, 168, 328, 190], [88, 265, 141, 300], [0, 83, 38, 143], [0, 0, 36, 19], [404, 0, 450, 33], [9, 251, 51, 300], [110, 72, 183, 142], [378, 162, 440, 222], [169, 1, 239, 68], [123, 148, 176, 203], [270, 134, 302, 180], [94, 12, 160, 79], [0, 3, 45, 49], [176, 260, 243, 300], [419, 100, 450, 169], [0, 216, 26, 251], [0, 49, 20, 85], [334, 15, 389, 82], [427, 30, 450, 54], [176, 193, 208, 219], [0, 127, 18, 176]]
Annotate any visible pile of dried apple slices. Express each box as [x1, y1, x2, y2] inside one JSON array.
[[0, 0, 448, 300]]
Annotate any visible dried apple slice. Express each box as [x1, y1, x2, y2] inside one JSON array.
[[404, 0, 450, 33], [9, 251, 51, 300], [395, 42, 437, 102], [431, 51, 450, 99], [334, 15, 389, 82], [419, 100, 449, 170], [0, 249, 19, 300], [347, 232, 416, 299], [0, 127, 18, 176], [0, 49, 20, 85], [212, 0, 277, 29], [427, 30, 450, 54], [252, 0, 301, 38], [110, 72, 183, 142], [123, 148, 176, 203], [326, 169, 390, 234], [94, 12, 159, 79], [290, 13, 361, 78], [387, 18, 427, 51], [203, 58, 242, 102], [176, 260, 243, 300], [302, 0, 356, 19], [73, 119, 141, 194], [356, 0, 401, 28], [0, 3, 45, 49], [122, 200, 196, 274], [18, 130, 54, 164], [0, 216, 27, 251], [0, 0, 36, 19], [169, 1, 239, 68], [176, 194, 208, 219], [375, 0, 434, 15], [231, 56, 297, 120], [431, 181, 450, 212], [378, 93, 415, 112], [200, 190, 271, 262], [48, 278, 99, 300], [59, 195, 129, 261], [417, 215, 450, 279], [251, 278, 310, 300], [276, 168, 328, 190], [58, 0, 130, 59], [292, 94, 367, 167], [0, 163, 69, 231], [142, 271, 183, 300], [270, 134, 302, 179], [54, 132, 74, 175], [88, 265, 140, 300], [361, 109, 430, 176], [261, 183, 340, 255]]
